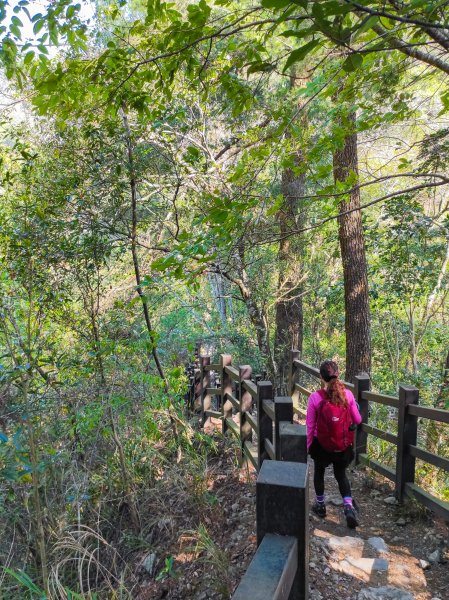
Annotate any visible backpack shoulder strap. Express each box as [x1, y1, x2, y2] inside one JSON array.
[[316, 388, 328, 418], [316, 389, 328, 401]]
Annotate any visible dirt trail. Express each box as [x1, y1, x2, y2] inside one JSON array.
[[137, 421, 448, 600]]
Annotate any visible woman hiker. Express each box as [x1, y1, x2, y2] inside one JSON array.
[[306, 360, 362, 529]]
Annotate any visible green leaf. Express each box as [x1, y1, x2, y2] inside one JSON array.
[[247, 61, 275, 74], [280, 27, 316, 39], [283, 39, 320, 72], [261, 0, 291, 8], [33, 19, 45, 35], [342, 52, 363, 72], [23, 50, 35, 65]]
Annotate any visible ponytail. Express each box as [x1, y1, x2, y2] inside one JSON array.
[[326, 378, 348, 408]]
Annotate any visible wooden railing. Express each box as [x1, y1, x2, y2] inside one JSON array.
[[186, 344, 448, 600], [289, 351, 449, 521], [185, 351, 309, 600], [187, 353, 307, 470]]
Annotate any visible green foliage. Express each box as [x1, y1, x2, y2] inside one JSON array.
[[0, 0, 449, 595]]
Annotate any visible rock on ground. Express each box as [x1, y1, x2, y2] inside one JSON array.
[[358, 586, 415, 600]]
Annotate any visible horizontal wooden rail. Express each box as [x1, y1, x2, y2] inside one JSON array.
[[359, 453, 396, 482], [203, 363, 220, 371], [361, 423, 398, 445], [405, 483, 449, 522], [243, 441, 258, 470], [225, 392, 240, 411], [408, 445, 449, 472], [242, 379, 258, 398], [362, 390, 399, 408], [408, 404, 449, 424], [294, 383, 311, 397], [246, 412, 258, 435], [293, 404, 307, 418], [224, 365, 240, 381], [225, 418, 239, 437], [263, 399, 275, 421], [204, 410, 222, 420], [232, 534, 297, 600], [206, 387, 222, 396], [293, 359, 319, 378], [265, 439, 275, 460]]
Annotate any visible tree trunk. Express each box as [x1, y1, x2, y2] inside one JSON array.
[[208, 271, 227, 325], [333, 111, 371, 382], [121, 109, 182, 459], [274, 161, 306, 393], [223, 244, 277, 379]]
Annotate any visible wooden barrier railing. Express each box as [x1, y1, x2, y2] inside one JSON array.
[[187, 352, 307, 471], [186, 345, 448, 600], [289, 351, 449, 521], [185, 351, 309, 600], [233, 460, 309, 600]]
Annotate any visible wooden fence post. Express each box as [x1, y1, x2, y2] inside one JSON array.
[[289, 350, 300, 397], [279, 423, 308, 463], [193, 368, 202, 412], [200, 355, 211, 426], [257, 381, 273, 471], [257, 460, 309, 600], [395, 385, 419, 503], [239, 365, 253, 464], [354, 373, 370, 465], [221, 354, 233, 435], [274, 397, 293, 460]]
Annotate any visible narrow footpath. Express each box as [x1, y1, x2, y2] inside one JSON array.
[[137, 423, 448, 600]]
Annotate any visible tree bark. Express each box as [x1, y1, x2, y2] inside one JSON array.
[[121, 109, 169, 392], [333, 111, 371, 382], [274, 160, 306, 393], [208, 271, 227, 325]]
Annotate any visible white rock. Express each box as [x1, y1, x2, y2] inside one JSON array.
[[384, 496, 398, 505], [428, 549, 441, 563], [358, 586, 415, 600], [327, 535, 364, 558], [395, 518, 406, 526], [419, 559, 430, 570], [142, 552, 157, 576], [335, 557, 388, 578], [329, 496, 343, 506], [367, 537, 389, 554]]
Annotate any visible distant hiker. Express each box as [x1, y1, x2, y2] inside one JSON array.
[[306, 360, 362, 528]]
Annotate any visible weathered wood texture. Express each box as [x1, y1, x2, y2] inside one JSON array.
[[232, 534, 298, 600], [257, 461, 309, 600]]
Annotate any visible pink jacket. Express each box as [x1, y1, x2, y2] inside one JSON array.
[[306, 388, 362, 449]]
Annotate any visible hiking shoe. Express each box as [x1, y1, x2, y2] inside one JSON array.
[[312, 501, 326, 518], [344, 504, 358, 529]]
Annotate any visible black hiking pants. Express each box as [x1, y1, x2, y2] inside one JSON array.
[[309, 438, 353, 498]]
